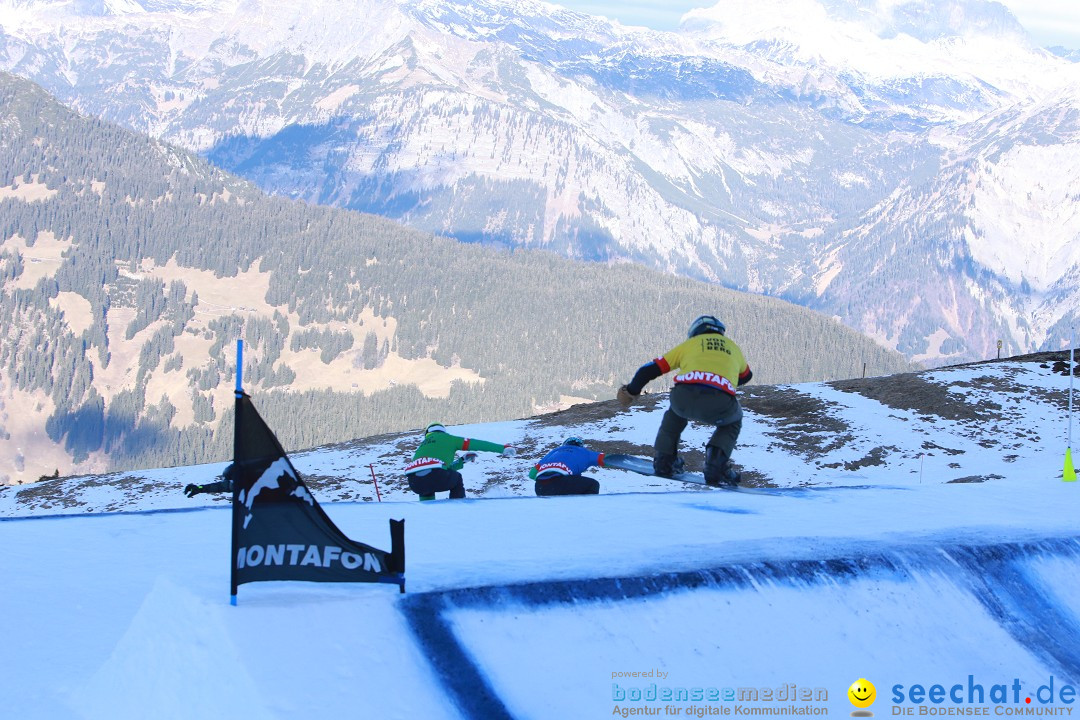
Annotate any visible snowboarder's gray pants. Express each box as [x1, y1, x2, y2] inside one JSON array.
[[534, 473, 600, 496], [654, 384, 742, 462], [406, 468, 466, 499]]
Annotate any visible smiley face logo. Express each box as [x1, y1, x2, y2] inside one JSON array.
[[848, 678, 876, 710]]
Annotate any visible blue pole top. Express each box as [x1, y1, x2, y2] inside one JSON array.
[[236, 338, 244, 395]]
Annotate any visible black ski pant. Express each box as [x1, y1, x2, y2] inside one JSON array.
[[406, 468, 466, 499], [654, 384, 742, 464], [534, 473, 600, 496]]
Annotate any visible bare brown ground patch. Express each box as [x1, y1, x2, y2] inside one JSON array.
[[947, 474, 1005, 484], [13, 475, 89, 511], [13, 472, 131, 512], [740, 385, 855, 458], [828, 372, 1002, 423], [528, 393, 661, 428]]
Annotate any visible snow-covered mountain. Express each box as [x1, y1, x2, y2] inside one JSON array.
[[1, 0, 1078, 363], [3, 351, 1079, 718], [817, 85, 1080, 361]]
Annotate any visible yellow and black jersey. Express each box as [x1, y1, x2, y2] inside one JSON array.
[[627, 332, 751, 397]]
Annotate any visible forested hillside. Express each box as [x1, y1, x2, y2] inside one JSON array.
[[0, 72, 916, 483]]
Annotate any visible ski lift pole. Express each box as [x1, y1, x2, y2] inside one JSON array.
[[368, 464, 382, 502]]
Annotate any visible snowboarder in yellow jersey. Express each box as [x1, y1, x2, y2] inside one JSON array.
[[617, 315, 752, 486]]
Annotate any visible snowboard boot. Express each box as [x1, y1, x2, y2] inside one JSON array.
[[653, 454, 685, 478], [704, 446, 740, 487], [719, 461, 741, 485]]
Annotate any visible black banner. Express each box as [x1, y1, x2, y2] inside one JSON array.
[[230, 392, 404, 596]]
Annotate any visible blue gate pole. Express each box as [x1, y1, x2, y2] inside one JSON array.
[[231, 338, 243, 605]]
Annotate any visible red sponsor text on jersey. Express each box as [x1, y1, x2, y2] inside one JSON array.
[[673, 370, 737, 395], [535, 461, 573, 476], [404, 457, 444, 474]]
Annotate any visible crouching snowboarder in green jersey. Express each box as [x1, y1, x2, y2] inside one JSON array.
[[404, 423, 516, 501]]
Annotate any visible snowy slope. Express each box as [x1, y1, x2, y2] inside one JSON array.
[[2, 351, 1078, 718], [4, 351, 1074, 514]]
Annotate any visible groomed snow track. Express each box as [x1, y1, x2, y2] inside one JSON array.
[[402, 537, 1080, 719]]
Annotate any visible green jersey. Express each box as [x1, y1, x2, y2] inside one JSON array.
[[404, 431, 506, 474]]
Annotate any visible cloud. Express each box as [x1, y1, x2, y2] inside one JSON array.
[[997, 0, 1080, 48], [553, 0, 703, 30], [554, 0, 1080, 48]]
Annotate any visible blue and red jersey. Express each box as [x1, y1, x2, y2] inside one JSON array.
[[529, 444, 605, 479]]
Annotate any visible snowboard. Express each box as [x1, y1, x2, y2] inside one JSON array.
[[604, 454, 806, 496]]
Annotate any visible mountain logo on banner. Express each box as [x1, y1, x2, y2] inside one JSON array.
[[239, 457, 314, 529], [230, 391, 405, 598]]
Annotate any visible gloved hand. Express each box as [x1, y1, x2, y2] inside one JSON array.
[[617, 385, 636, 407], [501, 446, 517, 458], [462, 452, 478, 463], [183, 483, 203, 497]]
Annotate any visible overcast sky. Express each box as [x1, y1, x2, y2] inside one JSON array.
[[553, 0, 1080, 50]]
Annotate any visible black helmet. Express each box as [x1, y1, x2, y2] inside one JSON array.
[[688, 315, 725, 338], [564, 436, 584, 447], [425, 423, 447, 434]]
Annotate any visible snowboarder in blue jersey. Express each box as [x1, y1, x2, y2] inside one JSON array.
[[529, 437, 603, 496]]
